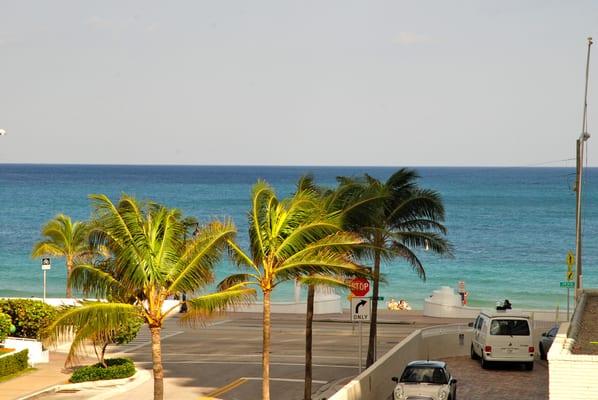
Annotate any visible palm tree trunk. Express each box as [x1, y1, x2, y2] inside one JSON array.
[[262, 291, 271, 400], [303, 284, 315, 400], [66, 256, 73, 298], [366, 249, 381, 368], [150, 326, 164, 400]]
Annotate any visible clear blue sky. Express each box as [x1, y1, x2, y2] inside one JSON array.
[[0, 1, 596, 166]]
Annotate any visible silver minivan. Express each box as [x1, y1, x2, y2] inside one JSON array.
[[470, 310, 535, 370]]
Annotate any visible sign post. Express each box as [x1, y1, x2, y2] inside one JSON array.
[[351, 296, 371, 372], [41, 258, 51, 301], [566, 251, 575, 320]]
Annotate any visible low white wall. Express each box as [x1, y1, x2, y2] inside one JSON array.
[[6, 296, 342, 316], [424, 299, 569, 322], [328, 324, 472, 400], [4, 337, 49, 365], [230, 296, 342, 314]]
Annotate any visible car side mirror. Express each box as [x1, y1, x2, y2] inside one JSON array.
[[392, 377, 399, 383], [468, 322, 474, 327], [541, 332, 547, 337], [451, 378, 458, 384]]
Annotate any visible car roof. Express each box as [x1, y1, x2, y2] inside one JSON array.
[[406, 360, 446, 368], [480, 310, 531, 319]]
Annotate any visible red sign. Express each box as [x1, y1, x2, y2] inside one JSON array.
[[350, 277, 370, 297]]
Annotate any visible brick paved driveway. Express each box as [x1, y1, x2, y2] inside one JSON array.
[[441, 356, 548, 400]]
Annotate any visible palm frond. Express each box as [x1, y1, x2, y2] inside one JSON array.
[[167, 220, 236, 293], [181, 287, 256, 324], [42, 302, 140, 365], [297, 274, 352, 289], [217, 274, 256, 290]]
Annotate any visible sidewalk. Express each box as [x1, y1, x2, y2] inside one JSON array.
[[0, 352, 73, 400]]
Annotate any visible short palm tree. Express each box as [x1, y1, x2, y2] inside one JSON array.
[[42, 194, 254, 400], [220, 181, 366, 400], [337, 169, 452, 368], [32, 214, 89, 298]]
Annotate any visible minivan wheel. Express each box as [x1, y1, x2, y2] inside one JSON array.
[[525, 362, 534, 371], [470, 345, 479, 360], [481, 356, 490, 369]]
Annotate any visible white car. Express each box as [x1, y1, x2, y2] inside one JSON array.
[[391, 360, 458, 400]]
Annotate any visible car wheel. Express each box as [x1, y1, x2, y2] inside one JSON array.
[[539, 343, 546, 360], [481, 355, 490, 369], [470, 344, 479, 360], [525, 361, 534, 371]]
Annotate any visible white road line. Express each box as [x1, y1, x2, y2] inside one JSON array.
[[158, 353, 358, 360], [120, 330, 184, 353], [135, 360, 358, 369], [243, 377, 328, 384]]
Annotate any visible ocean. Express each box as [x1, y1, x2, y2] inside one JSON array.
[[1, 164, 596, 310]]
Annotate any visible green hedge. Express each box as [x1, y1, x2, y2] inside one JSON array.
[[0, 313, 12, 341], [0, 299, 57, 339], [70, 358, 135, 383], [0, 349, 29, 377]]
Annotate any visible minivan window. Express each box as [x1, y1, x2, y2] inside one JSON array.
[[490, 319, 530, 336]]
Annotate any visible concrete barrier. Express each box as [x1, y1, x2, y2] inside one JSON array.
[[3, 337, 49, 365], [424, 286, 569, 322], [328, 324, 472, 400]]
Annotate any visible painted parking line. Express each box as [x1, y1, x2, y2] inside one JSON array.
[[198, 376, 328, 399], [244, 377, 328, 384], [200, 377, 247, 399]]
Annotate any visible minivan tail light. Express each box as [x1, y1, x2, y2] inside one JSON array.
[[484, 345, 492, 353], [529, 346, 535, 353]]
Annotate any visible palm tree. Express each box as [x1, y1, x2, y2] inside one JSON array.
[[42, 194, 254, 400], [32, 214, 90, 298], [295, 175, 374, 400], [219, 181, 366, 400], [337, 169, 452, 368]]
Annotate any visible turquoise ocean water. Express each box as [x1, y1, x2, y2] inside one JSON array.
[[1, 164, 596, 310]]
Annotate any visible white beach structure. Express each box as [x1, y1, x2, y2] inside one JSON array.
[[423, 286, 569, 322]]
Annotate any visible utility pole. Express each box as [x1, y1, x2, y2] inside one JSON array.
[[575, 37, 593, 301]]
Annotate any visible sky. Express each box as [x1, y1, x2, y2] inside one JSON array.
[[0, 1, 597, 166]]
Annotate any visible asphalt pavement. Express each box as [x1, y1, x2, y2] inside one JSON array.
[[106, 311, 469, 400]]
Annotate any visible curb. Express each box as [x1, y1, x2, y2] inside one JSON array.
[[17, 369, 151, 400]]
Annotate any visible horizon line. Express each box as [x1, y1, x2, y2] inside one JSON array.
[[0, 162, 589, 169]]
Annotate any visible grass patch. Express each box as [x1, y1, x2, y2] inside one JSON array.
[[0, 367, 36, 383]]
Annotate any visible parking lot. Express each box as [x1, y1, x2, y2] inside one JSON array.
[[441, 356, 548, 400]]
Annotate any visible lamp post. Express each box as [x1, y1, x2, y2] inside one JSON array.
[[575, 37, 593, 301]]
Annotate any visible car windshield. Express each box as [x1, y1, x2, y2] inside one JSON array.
[[490, 319, 530, 336], [400, 367, 447, 384]]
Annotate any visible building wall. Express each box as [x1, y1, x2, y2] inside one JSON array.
[[549, 291, 598, 400]]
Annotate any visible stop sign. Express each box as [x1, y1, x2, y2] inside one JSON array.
[[350, 277, 370, 297]]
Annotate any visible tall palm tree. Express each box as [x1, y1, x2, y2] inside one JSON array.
[[337, 169, 452, 368], [295, 175, 375, 400], [219, 181, 366, 400], [32, 214, 89, 298], [42, 194, 254, 400]]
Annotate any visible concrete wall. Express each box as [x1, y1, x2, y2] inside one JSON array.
[[423, 286, 569, 322], [9, 295, 343, 315], [548, 290, 598, 400], [328, 325, 472, 400], [3, 337, 49, 365]]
